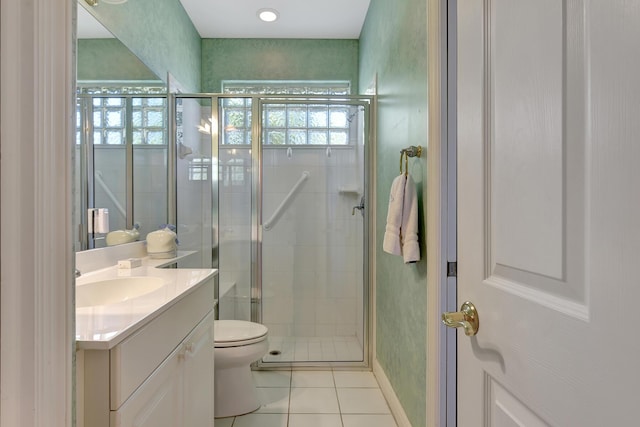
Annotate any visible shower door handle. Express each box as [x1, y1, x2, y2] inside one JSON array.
[[352, 196, 365, 217]]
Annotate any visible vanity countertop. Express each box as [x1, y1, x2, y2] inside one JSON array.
[[76, 254, 217, 351]]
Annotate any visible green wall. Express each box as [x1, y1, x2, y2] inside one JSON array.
[[83, 0, 201, 91], [359, 0, 428, 426], [77, 39, 159, 81], [201, 39, 359, 92]]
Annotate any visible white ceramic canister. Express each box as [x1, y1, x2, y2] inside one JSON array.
[[146, 226, 178, 258]]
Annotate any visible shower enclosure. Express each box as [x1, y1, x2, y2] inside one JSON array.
[[175, 94, 372, 367]]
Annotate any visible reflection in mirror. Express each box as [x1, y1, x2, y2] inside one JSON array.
[[174, 97, 214, 269], [75, 4, 167, 251]]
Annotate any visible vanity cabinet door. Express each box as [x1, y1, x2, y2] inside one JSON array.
[[110, 344, 184, 427], [183, 311, 215, 426], [110, 310, 214, 427]]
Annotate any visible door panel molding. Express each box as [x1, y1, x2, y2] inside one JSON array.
[[482, 0, 589, 312], [485, 373, 551, 427]]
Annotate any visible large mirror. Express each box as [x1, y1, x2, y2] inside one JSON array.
[[75, 1, 215, 272], [75, 3, 168, 252]]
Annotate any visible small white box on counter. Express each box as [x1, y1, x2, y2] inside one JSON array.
[[117, 258, 142, 269]]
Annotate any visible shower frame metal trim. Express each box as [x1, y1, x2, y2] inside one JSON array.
[[254, 95, 374, 369], [250, 96, 263, 324]]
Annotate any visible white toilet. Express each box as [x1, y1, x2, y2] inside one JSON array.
[[214, 320, 269, 418]]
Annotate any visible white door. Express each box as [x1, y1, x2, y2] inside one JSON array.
[[454, 0, 640, 425]]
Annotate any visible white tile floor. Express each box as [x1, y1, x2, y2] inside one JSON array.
[[215, 370, 398, 427]]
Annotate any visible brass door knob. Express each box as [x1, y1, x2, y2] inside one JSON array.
[[442, 301, 479, 336]]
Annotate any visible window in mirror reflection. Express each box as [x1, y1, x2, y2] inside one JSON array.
[[76, 85, 167, 146]]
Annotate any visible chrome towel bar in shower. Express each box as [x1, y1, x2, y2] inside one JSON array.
[[263, 170, 310, 231]]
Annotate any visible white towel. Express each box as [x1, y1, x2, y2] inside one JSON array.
[[401, 174, 420, 263], [383, 174, 420, 263], [382, 175, 405, 256]]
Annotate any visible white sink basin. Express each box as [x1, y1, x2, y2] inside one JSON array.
[[76, 277, 165, 308]]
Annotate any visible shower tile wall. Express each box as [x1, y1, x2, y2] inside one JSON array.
[[261, 147, 364, 350], [133, 147, 168, 236], [218, 145, 365, 357], [90, 146, 167, 246], [93, 148, 127, 235]]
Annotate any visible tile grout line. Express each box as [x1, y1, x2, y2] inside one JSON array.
[[332, 369, 346, 427], [243, 370, 394, 427], [286, 369, 292, 427]]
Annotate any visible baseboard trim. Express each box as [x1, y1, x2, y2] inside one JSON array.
[[373, 359, 412, 427]]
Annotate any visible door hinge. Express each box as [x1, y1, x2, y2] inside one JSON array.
[[447, 261, 457, 277]]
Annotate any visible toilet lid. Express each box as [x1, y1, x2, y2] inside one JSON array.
[[214, 320, 268, 347]]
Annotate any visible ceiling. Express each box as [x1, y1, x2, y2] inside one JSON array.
[[78, 0, 371, 39]]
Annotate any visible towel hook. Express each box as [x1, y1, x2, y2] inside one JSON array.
[[404, 152, 409, 176], [399, 145, 423, 176]]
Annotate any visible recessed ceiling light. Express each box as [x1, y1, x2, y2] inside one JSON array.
[[257, 8, 279, 23]]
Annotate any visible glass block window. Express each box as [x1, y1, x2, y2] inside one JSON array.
[[261, 103, 352, 146], [220, 81, 353, 146], [221, 97, 253, 146], [222, 81, 350, 96], [132, 97, 166, 145], [91, 96, 125, 145], [76, 84, 166, 146], [78, 84, 166, 96], [76, 100, 82, 145]]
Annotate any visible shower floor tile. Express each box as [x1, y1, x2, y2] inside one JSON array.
[[262, 336, 363, 363]]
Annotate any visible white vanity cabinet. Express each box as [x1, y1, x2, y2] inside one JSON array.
[[77, 277, 215, 427], [112, 310, 214, 427]]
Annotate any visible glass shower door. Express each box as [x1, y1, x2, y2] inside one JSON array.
[[259, 99, 369, 365]]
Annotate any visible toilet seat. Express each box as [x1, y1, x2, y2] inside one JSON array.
[[214, 320, 268, 348]]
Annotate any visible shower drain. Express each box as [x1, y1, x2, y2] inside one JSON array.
[[269, 350, 281, 356]]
